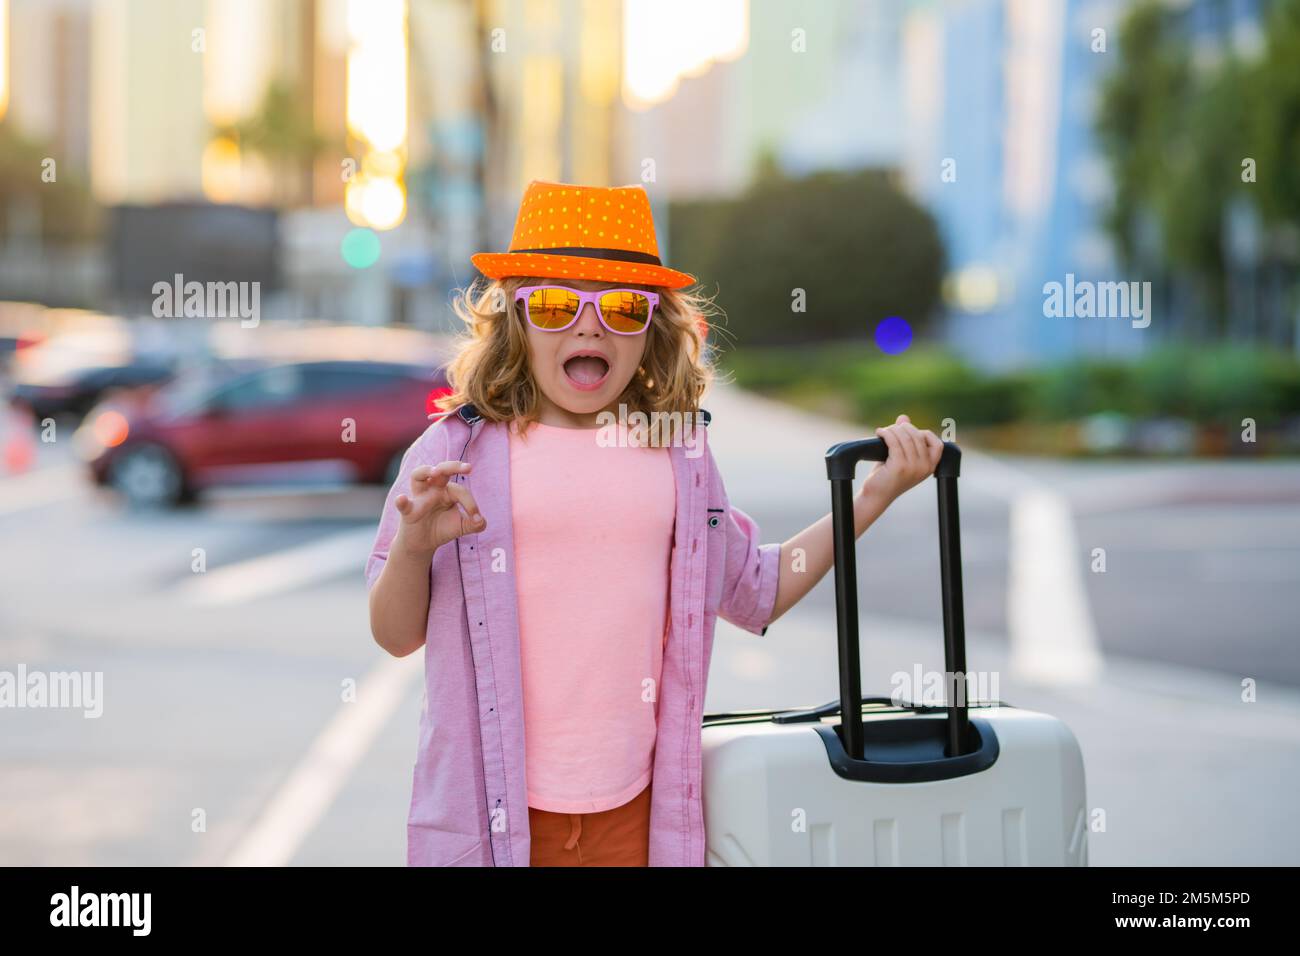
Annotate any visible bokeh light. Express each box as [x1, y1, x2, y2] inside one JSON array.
[[345, 175, 406, 231], [425, 386, 453, 419], [346, 0, 408, 152], [341, 228, 382, 269], [943, 265, 1001, 313], [200, 136, 242, 204], [92, 410, 130, 449], [875, 316, 913, 355], [623, 0, 749, 109], [0, 0, 9, 122]]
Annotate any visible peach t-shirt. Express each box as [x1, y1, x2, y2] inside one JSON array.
[[508, 418, 676, 814]]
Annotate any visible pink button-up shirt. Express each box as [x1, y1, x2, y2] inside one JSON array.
[[365, 403, 782, 866]]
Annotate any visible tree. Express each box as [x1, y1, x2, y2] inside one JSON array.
[[1246, 0, 1300, 228], [214, 80, 331, 207], [670, 166, 945, 347], [0, 121, 100, 242], [1095, 0, 1300, 338]]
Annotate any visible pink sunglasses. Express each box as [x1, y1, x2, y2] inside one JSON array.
[[515, 284, 659, 335]]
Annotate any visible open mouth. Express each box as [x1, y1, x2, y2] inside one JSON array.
[[562, 355, 611, 391]]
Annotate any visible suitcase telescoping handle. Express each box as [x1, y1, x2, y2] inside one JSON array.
[[825, 438, 968, 761]]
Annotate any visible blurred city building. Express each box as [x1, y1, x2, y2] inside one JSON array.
[[901, 0, 1278, 368], [0, 0, 1293, 358]]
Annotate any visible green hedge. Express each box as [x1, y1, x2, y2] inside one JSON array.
[[721, 344, 1300, 427], [1023, 347, 1300, 423]]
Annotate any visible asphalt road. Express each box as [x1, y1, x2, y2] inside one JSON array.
[[0, 384, 1297, 865]]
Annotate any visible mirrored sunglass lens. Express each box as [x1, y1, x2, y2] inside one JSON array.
[[527, 288, 580, 328], [599, 292, 651, 332]]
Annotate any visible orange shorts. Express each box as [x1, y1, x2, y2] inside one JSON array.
[[528, 783, 652, 867]]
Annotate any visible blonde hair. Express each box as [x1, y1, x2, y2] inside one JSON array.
[[435, 275, 719, 439]]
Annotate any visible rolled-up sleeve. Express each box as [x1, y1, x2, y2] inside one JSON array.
[[718, 503, 782, 636], [365, 422, 449, 593]]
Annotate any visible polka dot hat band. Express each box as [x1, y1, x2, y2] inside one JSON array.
[[471, 180, 697, 290]]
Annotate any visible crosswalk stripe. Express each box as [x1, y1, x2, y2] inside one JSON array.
[[1007, 490, 1104, 685], [223, 652, 422, 866], [177, 527, 378, 605]]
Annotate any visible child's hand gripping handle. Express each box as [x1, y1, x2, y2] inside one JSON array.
[[823, 437, 968, 762], [825, 436, 961, 481]]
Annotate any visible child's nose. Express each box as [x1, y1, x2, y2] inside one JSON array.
[[574, 302, 604, 335]]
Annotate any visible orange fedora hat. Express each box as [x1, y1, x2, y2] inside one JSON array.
[[471, 180, 697, 289]]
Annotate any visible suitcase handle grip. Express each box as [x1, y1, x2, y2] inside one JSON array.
[[826, 436, 962, 480], [824, 437, 970, 761]]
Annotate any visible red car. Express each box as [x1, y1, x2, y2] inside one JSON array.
[[80, 359, 450, 506]]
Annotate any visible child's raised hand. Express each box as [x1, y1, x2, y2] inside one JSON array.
[[860, 414, 944, 504], [393, 460, 486, 557]]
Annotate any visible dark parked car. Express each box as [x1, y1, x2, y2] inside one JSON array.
[[12, 353, 175, 421], [80, 359, 450, 507]]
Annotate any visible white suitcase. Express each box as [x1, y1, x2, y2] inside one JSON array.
[[702, 437, 1089, 866]]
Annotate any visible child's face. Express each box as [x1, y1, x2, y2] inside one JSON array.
[[521, 278, 654, 424]]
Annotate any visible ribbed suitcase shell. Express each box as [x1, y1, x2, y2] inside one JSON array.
[[702, 703, 1088, 866]]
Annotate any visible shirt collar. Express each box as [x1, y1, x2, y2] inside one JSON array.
[[456, 404, 711, 427]]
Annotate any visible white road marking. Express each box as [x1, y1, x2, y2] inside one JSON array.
[[1007, 490, 1104, 685], [0, 465, 85, 517], [223, 651, 422, 867], [177, 527, 378, 605]]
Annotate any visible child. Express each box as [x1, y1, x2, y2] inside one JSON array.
[[366, 180, 943, 867]]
